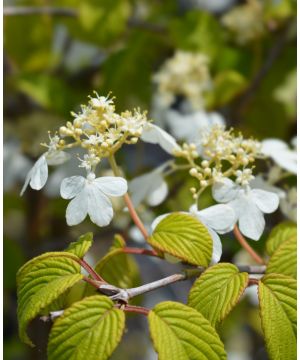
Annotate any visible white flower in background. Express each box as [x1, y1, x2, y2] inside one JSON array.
[[261, 138, 297, 174], [129, 162, 171, 207], [165, 109, 225, 143], [152, 204, 236, 264], [4, 141, 32, 192], [186, 0, 235, 13], [20, 135, 70, 195], [280, 187, 297, 222], [141, 123, 180, 154], [60, 173, 127, 227], [213, 178, 279, 240]]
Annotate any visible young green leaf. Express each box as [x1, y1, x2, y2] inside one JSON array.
[[265, 221, 296, 256], [258, 274, 296, 360], [266, 234, 296, 278], [148, 301, 226, 360], [188, 263, 248, 326], [66, 232, 93, 258], [148, 213, 212, 266], [48, 295, 125, 360], [17, 253, 83, 346]]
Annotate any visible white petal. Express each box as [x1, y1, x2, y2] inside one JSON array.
[[207, 228, 222, 264], [66, 190, 88, 226], [250, 175, 286, 199], [271, 151, 297, 174], [20, 169, 33, 196], [231, 196, 265, 241], [141, 123, 180, 154], [212, 178, 238, 203], [146, 180, 168, 206], [60, 176, 85, 199], [86, 184, 113, 227], [129, 171, 164, 207], [251, 189, 279, 214], [46, 151, 71, 165], [94, 176, 128, 197], [26, 155, 48, 192], [197, 204, 236, 234], [261, 139, 288, 155]]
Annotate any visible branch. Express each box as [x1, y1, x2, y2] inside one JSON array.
[[4, 6, 77, 17], [233, 225, 265, 265]]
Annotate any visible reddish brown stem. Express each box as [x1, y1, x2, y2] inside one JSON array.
[[115, 304, 150, 316], [123, 193, 149, 240], [233, 225, 265, 265], [122, 247, 160, 258], [248, 278, 259, 286], [78, 258, 105, 282], [82, 276, 104, 288]]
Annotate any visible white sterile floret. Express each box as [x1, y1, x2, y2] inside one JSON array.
[[21, 135, 70, 195], [212, 178, 280, 240], [141, 123, 180, 154], [166, 109, 225, 144], [129, 162, 170, 207], [60, 173, 127, 227], [151, 204, 236, 264], [261, 138, 297, 174]]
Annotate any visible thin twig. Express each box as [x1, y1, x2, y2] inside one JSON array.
[[79, 258, 105, 282], [122, 247, 160, 258], [248, 278, 259, 286], [233, 225, 265, 265], [116, 304, 150, 316], [108, 155, 149, 240], [4, 6, 77, 17]]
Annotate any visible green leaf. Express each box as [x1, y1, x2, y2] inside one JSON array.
[[266, 221, 297, 256], [258, 274, 296, 360], [48, 295, 125, 360], [66, 232, 93, 258], [148, 213, 212, 266], [206, 70, 247, 108], [148, 301, 226, 360], [169, 11, 224, 60], [17, 253, 83, 346], [266, 235, 296, 279], [94, 237, 140, 290], [188, 263, 249, 326]]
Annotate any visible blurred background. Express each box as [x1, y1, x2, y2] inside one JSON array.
[[3, 0, 296, 359]]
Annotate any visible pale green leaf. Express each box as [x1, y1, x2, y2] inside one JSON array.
[[66, 232, 93, 258], [148, 213, 212, 266], [48, 295, 125, 360], [17, 254, 83, 346], [266, 234, 296, 278], [266, 221, 297, 256], [258, 274, 296, 360], [148, 301, 226, 360], [188, 263, 248, 326]]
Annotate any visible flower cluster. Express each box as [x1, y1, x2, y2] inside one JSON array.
[[174, 124, 261, 197], [153, 51, 211, 109]]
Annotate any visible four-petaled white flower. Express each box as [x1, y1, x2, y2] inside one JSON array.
[[141, 123, 180, 155], [261, 138, 297, 174], [21, 149, 70, 195], [60, 173, 127, 227], [129, 162, 170, 207], [152, 203, 236, 264], [212, 178, 279, 240]]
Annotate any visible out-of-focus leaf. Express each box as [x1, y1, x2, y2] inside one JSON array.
[[4, 238, 25, 290], [169, 11, 224, 60]]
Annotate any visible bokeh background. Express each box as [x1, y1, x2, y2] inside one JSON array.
[[4, 0, 296, 359]]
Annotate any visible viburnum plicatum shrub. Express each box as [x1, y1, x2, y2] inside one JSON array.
[[17, 93, 296, 360]]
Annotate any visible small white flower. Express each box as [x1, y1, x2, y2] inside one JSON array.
[[141, 123, 180, 154], [60, 173, 127, 227], [151, 203, 236, 264], [21, 150, 70, 195], [166, 109, 225, 143], [261, 138, 297, 174], [213, 178, 280, 240], [129, 162, 170, 207]]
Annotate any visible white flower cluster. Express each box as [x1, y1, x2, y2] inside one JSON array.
[[20, 93, 180, 228], [153, 51, 211, 109], [174, 124, 261, 194]]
